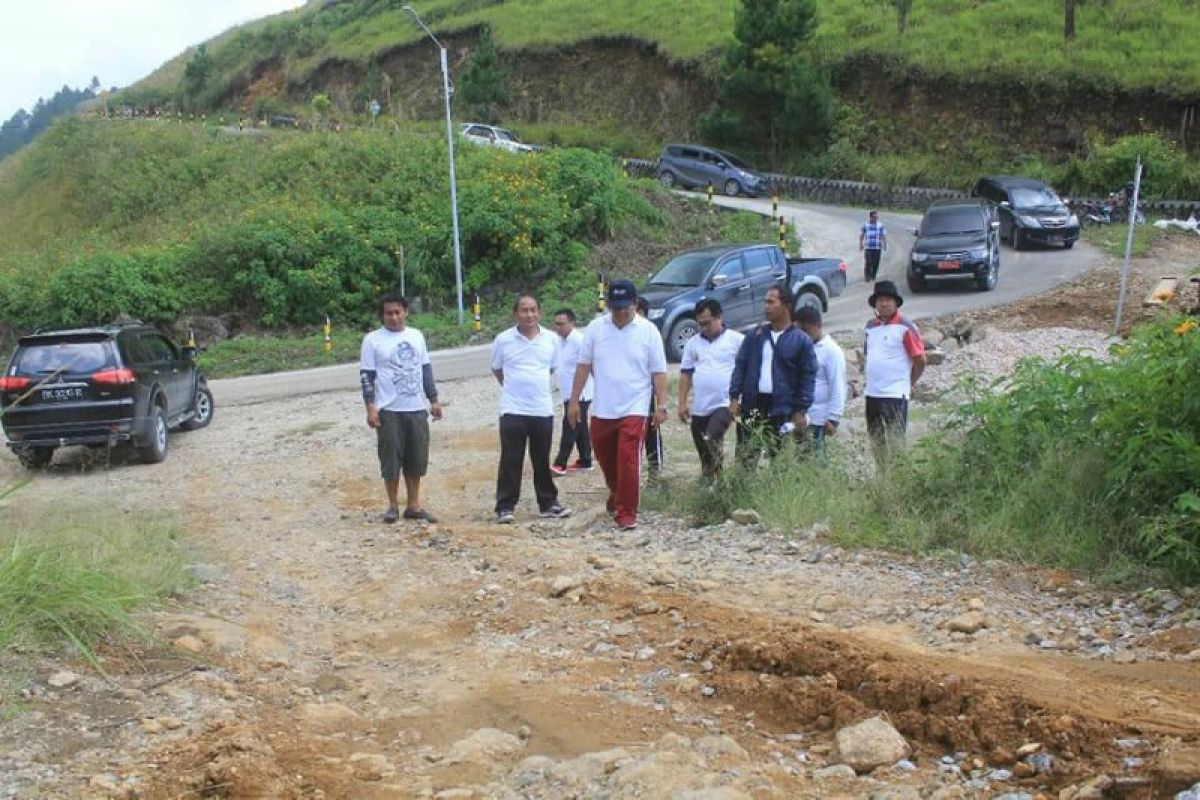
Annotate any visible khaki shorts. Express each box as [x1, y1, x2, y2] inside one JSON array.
[[376, 410, 430, 480]]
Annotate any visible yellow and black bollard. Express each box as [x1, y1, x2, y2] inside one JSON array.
[[772, 192, 779, 219], [187, 328, 197, 350], [597, 272, 607, 314], [779, 216, 787, 253], [706, 182, 714, 209], [323, 315, 332, 353], [472, 293, 482, 334]]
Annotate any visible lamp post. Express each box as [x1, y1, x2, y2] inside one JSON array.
[[402, 4, 465, 326]]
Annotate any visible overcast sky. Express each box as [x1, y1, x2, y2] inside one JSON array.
[[1, 0, 302, 122]]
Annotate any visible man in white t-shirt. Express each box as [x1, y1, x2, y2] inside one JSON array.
[[863, 280, 926, 467], [360, 294, 443, 525], [568, 280, 668, 531], [795, 305, 846, 459], [490, 295, 571, 524], [677, 298, 744, 478], [550, 308, 593, 475]]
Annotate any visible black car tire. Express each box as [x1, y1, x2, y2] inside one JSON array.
[[137, 405, 169, 464], [667, 318, 699, 362], [723, 179, 741, 197], [658, 170, 676, 188], [181, 384, 214, 431], [14, 445, 54, 469], [906, 272, 927, 293], [794, 290, 823, 315], [1064, 240, 1075, 250], [975, 260, 999, 292], [1012, 227, 1025, 250]]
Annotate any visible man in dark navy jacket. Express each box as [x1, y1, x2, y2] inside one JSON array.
[[728, 283, 817, 465]]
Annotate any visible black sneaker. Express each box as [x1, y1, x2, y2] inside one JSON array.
[[382, 506, 400, 524], [403, 508, 438, 524], [539, 504, 572, 519]]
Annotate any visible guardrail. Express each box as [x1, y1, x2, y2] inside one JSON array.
[[622, 157, 1200, 217]]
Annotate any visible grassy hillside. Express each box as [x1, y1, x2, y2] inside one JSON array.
[[0, 116, 771, 339], [126, 0, 1200, 108]]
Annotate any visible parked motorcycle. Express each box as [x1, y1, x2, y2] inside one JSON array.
[[1080, 187, 1146, 226]]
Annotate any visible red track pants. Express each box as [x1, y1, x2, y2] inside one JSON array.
[[590, 415, 648, 528]]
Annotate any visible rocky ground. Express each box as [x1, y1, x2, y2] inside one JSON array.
[[1, 238, 1199, 800]]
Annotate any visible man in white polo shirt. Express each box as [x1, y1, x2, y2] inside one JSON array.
[[568, 280, 668, 530], [863, 280, 925, 467], [676, 298, 744, 478], [491, 295, 571, 524], [796, 305, 846, 459]]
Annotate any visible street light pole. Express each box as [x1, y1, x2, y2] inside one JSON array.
[[403, 4, 465, 326]]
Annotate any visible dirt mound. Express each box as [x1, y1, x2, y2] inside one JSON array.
[[712, 626, 1121, 768]]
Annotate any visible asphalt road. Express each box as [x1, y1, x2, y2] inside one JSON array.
[[213, 196, 1101, 407]]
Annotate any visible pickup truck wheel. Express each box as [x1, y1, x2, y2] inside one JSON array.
[[657, 170, 676, 188], [137, 405, 169, 464], [180, 384, 214, 431], [723, 179, 741, 197], [794, 290, 823, 315], [15, 445, 54, 469], [906, 272, 927, 293], [667, 318, 699, 362]]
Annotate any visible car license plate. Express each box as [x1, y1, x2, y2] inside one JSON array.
[[1047, 236, 1062, 245], [41, 387, 84, 402], [937, 260, 961, 271]]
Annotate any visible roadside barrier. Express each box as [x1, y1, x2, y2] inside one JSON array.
[[597, 272, 607, 314], [472, 293, 482, 333], [622, 157, 1200, 215], [323, 315, 332, 353]]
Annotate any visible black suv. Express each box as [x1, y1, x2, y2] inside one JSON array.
[[907, 199, 1001, 293], [655, 144, 768, 197], [0, 322, 213, 468], [972, 176, 1080, 250]]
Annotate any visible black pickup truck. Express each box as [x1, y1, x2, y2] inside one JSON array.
[[639, 243, 848, 361]]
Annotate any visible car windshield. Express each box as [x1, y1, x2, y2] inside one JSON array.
[[717, 150, 753, 171], [1011, 187, 1062, 208], [15, 341, 111, 374], [496, 128, 520, 143], [921, 209, 984, 236], [648, 253, 716, 286]]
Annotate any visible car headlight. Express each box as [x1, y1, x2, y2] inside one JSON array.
[[969, 247, 988, 259], [1018, 215, 1040, 228], [911, 252, 930, 263], [648, 308, 666, 320]]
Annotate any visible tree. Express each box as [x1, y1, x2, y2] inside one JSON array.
[[182, 44, 213, 107], [700, 0, 832, 164], [1065, 0, 1076, 40], [894, 0, 913, 34], [458, 26, 509, 124], [311, 93, 332, 128]]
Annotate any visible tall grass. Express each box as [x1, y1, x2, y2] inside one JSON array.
[[0, 505, 190, 666], [646, 316, 1200, 585]]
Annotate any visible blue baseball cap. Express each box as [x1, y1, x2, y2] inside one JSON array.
[[607, 279, 637, 310]]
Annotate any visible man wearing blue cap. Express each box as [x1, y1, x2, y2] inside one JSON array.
[[568, 280, 668, 530]]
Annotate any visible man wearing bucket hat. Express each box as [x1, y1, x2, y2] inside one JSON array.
[[568, 279, 668, 530], [863, 280, 926, 466]]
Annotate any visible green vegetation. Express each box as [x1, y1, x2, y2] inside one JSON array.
[[122, 0, 1200, 110], [647, 315, 1200, 584], [702, 0, 831, 161], [0, 502, 189, 667], [0, 117, 665, 334], [458, 26, 509, 125]]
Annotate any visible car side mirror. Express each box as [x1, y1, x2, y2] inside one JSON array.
[[911, 228, 920, 236], [181, 346, 206, 359], [710, 275, 729, 288]]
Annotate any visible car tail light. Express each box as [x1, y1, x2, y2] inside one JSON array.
[[91, 368, 136, 385], [838, 260, 849, 272], [0, 376, 31, 391]]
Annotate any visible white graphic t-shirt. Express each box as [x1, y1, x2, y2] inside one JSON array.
[[360, 326, 431, 412]]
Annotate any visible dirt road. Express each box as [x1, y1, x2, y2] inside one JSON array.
[[4, 338, 1200, 798]]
